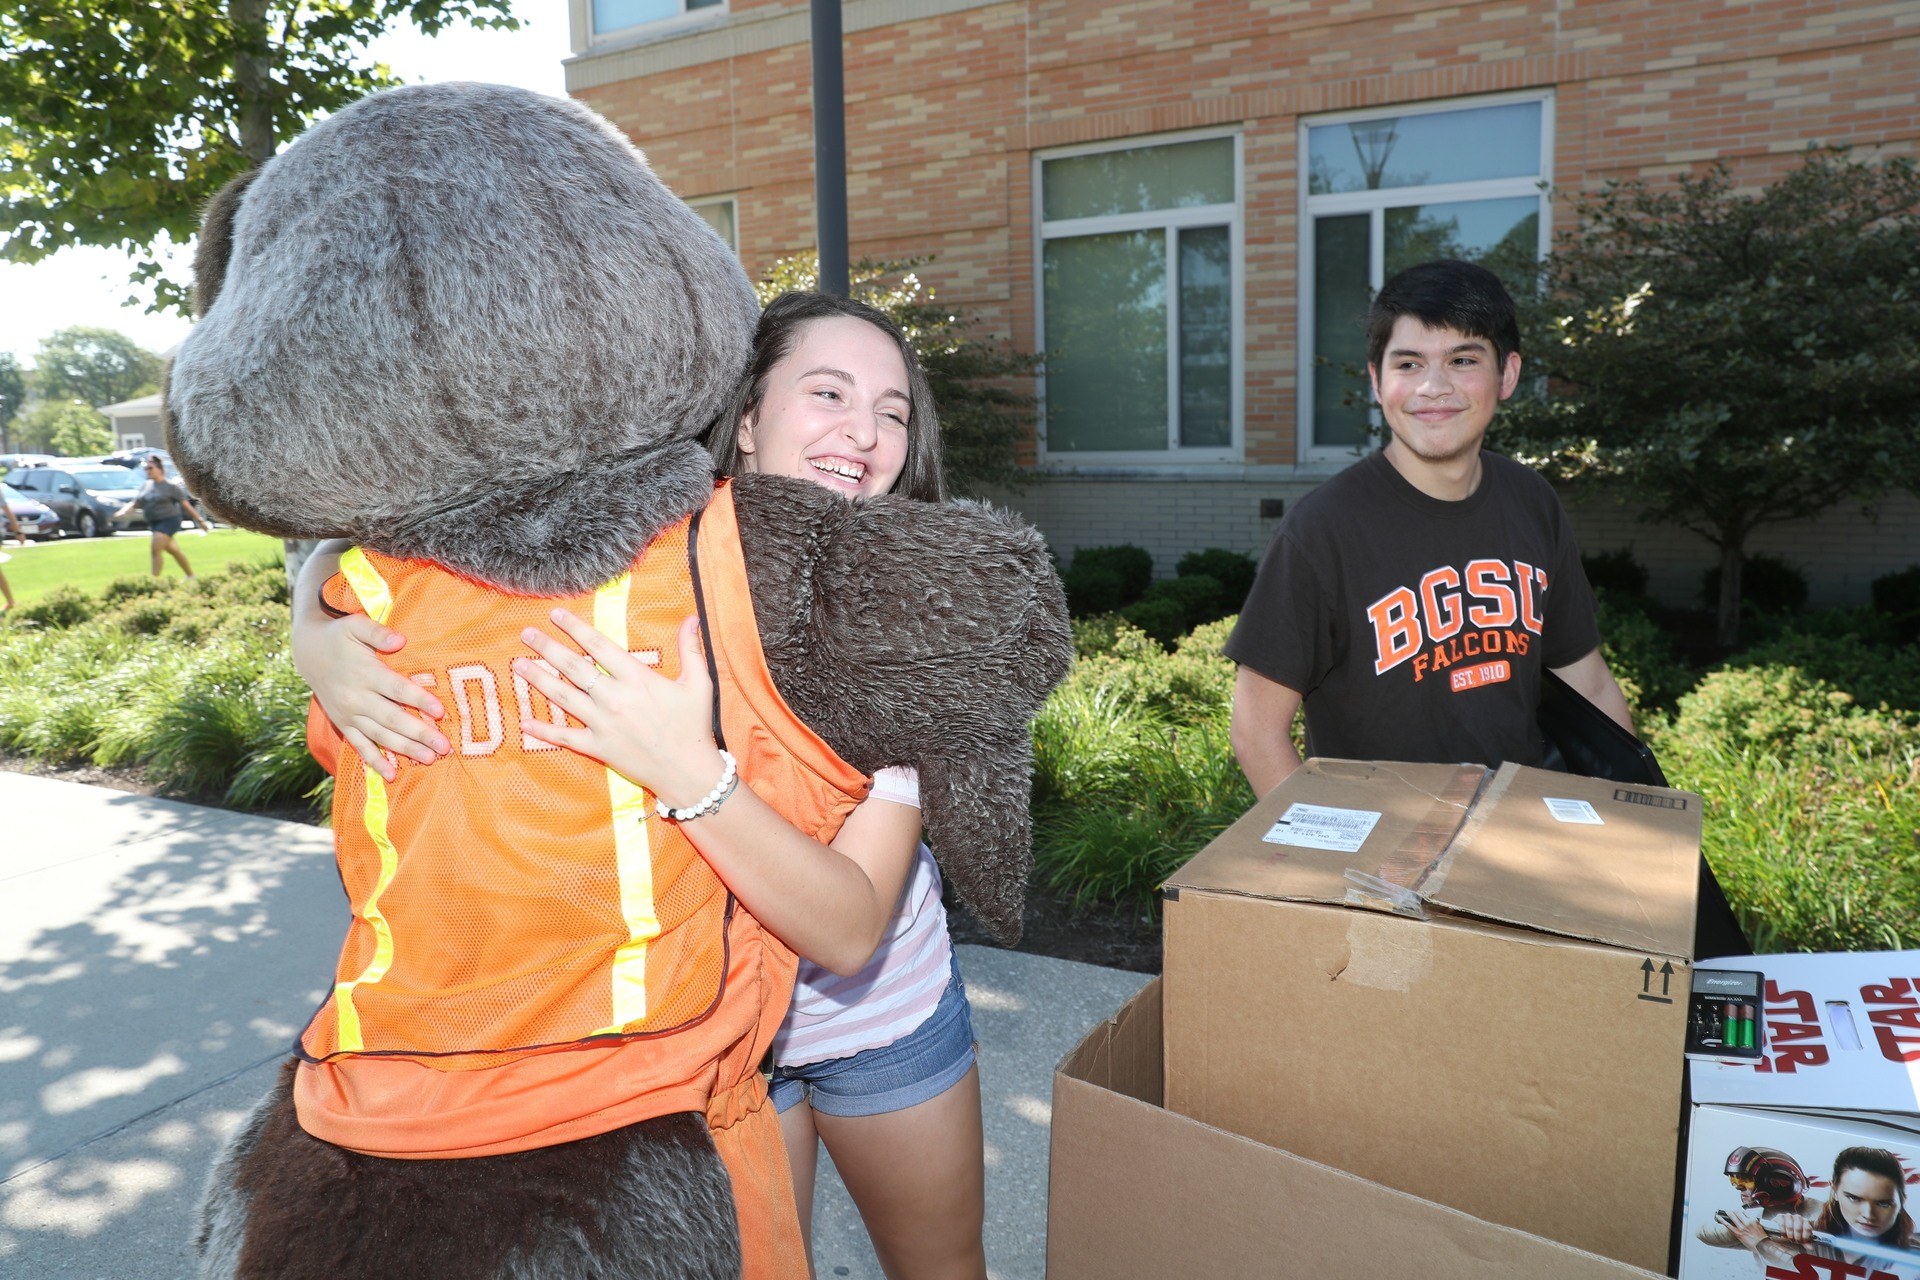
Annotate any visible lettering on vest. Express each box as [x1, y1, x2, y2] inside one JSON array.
[[1368, 558, 1548, 684], [409, 651, 662, 758]]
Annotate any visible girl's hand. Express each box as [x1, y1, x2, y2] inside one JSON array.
[[514, 609, 724, 808], [293, 611, 448, 780]]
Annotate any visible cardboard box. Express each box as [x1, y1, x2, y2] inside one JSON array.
[[1162, 760, 1702, 1272], [1047, 979, 1665, 1280], [1678, 1104, 1920, 1280]]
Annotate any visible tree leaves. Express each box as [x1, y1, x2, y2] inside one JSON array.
[[0, 0, 517, 314], [1494, 151, 1920, 642]]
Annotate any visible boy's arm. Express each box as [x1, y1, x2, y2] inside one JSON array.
[[1230, 666, 1304, 797], [1550, 647, 1634, 734]]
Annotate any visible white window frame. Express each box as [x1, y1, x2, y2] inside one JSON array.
[[1296, 90, 1554, 463], [573, 0, 726, 49], [688, 195, 739, 255], [121, 432, 146, 449], [1033, 127, 1244, 469]]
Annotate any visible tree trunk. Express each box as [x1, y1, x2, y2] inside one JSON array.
[[1715, 539, 1745, 650], [231, 0, 320, 583], [232, 0, 275, 167]]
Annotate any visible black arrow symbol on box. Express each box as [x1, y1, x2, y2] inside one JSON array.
[[1637, 957, 1674, 1004]]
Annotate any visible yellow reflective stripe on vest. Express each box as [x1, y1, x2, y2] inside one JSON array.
[[333, 547, 399, 1053], [593, 570, 660, 1032], [334, 771, 402, 1052], [338, 546, 393, 626]]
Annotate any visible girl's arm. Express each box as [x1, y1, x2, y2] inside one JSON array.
[[516, 609, 921, 975], [292, 538, 450, 779], [179, 492, 212, 531]]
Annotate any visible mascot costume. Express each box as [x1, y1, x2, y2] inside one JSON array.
[[163, 83, 1070, 1279]]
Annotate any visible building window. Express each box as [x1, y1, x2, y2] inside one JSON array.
[[122, 433, 146, 448], [592, 0, 721, 39], [689, 197, 737, 254], [1299, 94, 1551, 456], [1036, 133, 1240, 460]]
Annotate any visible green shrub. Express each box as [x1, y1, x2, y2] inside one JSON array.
[[1654, 663, 1920, 952], [14, 585, 96, 630], [1175, 549, 1256, 608], [1120, 574, 1225, 647], [1654, 668, 1920, 952], [110, 600, 177, 637], [1582, 547, 1649, 598], [99, 575, 170, 605], [1031, 612, 1250, 906], [1034, 716, 1253, 906], [1700, 552, 1809, 615], [226, 657, 330, 810], [1070, 614, 1124, 659], [1062, 564, 1128, 617], [1113, 596, 1184, 647], [1062, 545, 1153, 616], [1592, 588, 1696, 716], [1873, 564, 1920, 645], [1728, 630, 1920, 718]]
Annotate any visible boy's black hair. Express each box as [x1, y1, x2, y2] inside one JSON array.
[[1366, 259, 1521, 371]]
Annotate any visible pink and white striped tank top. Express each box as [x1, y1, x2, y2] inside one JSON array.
[[770, 766, 955, 1069]]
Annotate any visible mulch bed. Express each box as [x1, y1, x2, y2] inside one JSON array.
[[4, 755, 1166, 975]]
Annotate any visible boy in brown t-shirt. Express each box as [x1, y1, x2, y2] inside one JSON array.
[[1227, 259, 1632, 796]]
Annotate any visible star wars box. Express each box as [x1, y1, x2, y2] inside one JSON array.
[[1688, 951, 1920, 1123], [1161, 759, 1702, 1272], [1679, 1105, 1920, 1280], [1682, 951, 1920, 1279]]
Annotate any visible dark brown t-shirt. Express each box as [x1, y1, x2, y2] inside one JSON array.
[[1224, 449, 1599, 769]]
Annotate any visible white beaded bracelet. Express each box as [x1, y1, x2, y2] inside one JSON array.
[[656, 749, 739, 822]]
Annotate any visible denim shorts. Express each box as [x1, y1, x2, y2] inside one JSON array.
[[769, 952, 977, 1119], [149, 516, 184, 537]]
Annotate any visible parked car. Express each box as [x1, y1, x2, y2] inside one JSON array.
[[0, 453, 59, 473], [59, 464, 152, 531], [98, 446, 172, 469], [3, 482, 62, 541], [3, 465, 125, 538]]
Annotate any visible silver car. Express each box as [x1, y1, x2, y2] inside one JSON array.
[[3, 482, 62, 541]]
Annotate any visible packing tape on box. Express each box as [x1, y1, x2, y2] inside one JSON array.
[[1340, 763, 1487, 917], [1337, 907, 1433, 992]]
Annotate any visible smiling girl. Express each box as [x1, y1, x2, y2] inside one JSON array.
[[291, 291, 990, 1280]]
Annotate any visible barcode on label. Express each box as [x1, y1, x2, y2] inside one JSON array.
[[1263, 803, 1384, 853], [1543, 797, 1604, 825]]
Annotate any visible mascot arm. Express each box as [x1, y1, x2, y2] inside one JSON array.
[[731, 474, 1072, 945]]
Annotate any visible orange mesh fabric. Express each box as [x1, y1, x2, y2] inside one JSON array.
[[294, 481, 869, 1169], [300, 517, 734, 1065]]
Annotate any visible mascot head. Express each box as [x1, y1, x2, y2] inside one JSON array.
[[165, 82, 757, 595]]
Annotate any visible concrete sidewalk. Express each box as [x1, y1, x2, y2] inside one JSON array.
[[0, 771, 1150, 1279]]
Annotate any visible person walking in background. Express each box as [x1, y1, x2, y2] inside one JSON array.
[[115, 455, 208, 580]]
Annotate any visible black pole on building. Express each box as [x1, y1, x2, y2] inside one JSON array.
[[810, 0, 849, 297]]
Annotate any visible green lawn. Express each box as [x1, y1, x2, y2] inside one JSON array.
[[1, 530, 286, 606]]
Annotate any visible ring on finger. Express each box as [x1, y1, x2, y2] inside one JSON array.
[[581, 668, 600, 693]]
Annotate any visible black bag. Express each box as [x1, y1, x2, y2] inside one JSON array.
[[1537, 669, 1750, 960]]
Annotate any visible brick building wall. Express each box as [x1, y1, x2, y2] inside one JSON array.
[[566, 0, 1920, 603]]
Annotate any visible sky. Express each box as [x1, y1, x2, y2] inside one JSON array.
[[1, 5, 573, 369]]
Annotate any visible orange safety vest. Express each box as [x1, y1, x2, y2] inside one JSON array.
[[293, 481, 864, 1276]]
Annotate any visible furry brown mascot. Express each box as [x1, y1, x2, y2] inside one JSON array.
[[164, 82, 1070, 1280]]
